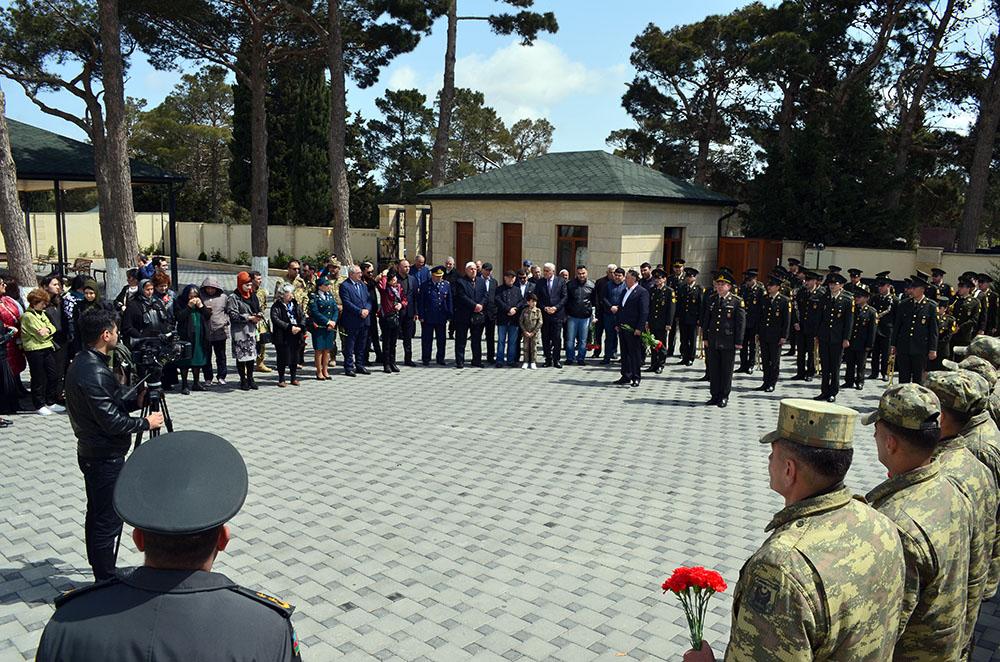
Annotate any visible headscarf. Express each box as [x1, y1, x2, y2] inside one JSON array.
[[135, 279, 153, 302], [236, 272, 252, 300], [174, 284, 199, 314]]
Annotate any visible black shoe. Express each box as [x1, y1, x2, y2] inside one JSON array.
[[855, 383, 864, 390], [826, 396, 837, 403], [181, 386, 191, 395], [813, 393, 827, 401], [437, 359, 447, 366], [192, 382, 206, 392], [422, 361, 430, 366], [486, 356, 495, 364], [471, 361, 484, 368], [405, 360, 417, 367], [630, 380, 639, 387], [553, 361, 563, 369], [764, 386, 775, 393], [868, 372, 879, 380], [755, 384, 768, 391], [805, 376, 813, 382], [697, 375, 710, 382], [240, 381, 250, 391], [344, 370, 356, 377], [840, 382, 853, 389], [577, 360, 586, 366], [390, 363, 400, 373], [543, 361, 552, 368], [384, 365, 393, 373], [655, 366, 663, 374], [357, 367, 371, 375], [644, 366, 659, 373], [706, 397, 719, 406], [677, 359, 688, 365], [613, 377, 629, 385], [601, 359, 611, 365], [249, 380, 259, 390], [456, 363, 464, 369], [717, 398, 728, 408], [790, 373, 805, 381]]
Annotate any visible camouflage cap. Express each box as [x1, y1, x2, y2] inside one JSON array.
[[942, 355, 999, 387], [760, 399, 859, 450], [953, 335, 1000, 367], [861, 384, 941, 430], [924, 370, 989, 414]]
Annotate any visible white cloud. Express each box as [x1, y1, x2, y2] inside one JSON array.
[[386, 64, 419, 91]]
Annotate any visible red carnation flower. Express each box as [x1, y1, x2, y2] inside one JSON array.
[[660, 565, 727, 651]]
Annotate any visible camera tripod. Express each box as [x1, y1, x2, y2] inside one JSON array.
[[133, 375, 174, 449]]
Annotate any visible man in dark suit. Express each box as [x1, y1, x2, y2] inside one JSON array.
[[480, 263, 499, 364], [339, 265, 373, 376], [452, 261, 488, 368], [396, 259, 418, 367], [535, 262, 568, 368], [615, 269, 650, 387]]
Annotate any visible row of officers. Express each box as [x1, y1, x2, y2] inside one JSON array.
[[652, 259, 1000, 407]]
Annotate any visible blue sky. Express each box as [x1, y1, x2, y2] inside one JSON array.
[[0, 0, 758, 152]]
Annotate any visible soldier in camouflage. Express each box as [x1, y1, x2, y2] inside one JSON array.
[[952, 340, 1000, 429], [686, 399, 906, 661], [924, 370, 999, 652], [862, 384, 972, 661]]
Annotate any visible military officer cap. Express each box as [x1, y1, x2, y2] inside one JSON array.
[[978, 273, 994, 283], [760, 399, 858, 450], [961, 270, 978, 280], [672, 258, 686, 267], [958, 276, 975, 288], [316, 277, 331, 287], [861, 384, 941, 430], [925, 370, 989, 415], [744, 268, 758, 277], [652, 268, 666, 279], [804, 271, 820, 281], [848, 268, 863, 277], [767, 274, 784, 287], [853, 283, 870, 296], [910, 274, 929, 289], [683, 266, 699, 277], [943, 355, 999, 387], [931, 267, 946, 277], [874, 270, 891, 283], [788, 257, 801, 266], [827, 272, 847, 285], [714, 271, 735, 285], [953, 335, 1000, 365], [925, 284, 939, 299], [916, 269, 931, 280], [431, 265, 445, 276], [827, 265, 842, 273], [113, 431, 249, 535]]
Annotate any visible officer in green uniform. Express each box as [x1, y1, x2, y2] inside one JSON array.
[[891, 274, 938, 384], [756, 272, 791, 393], [931, 267, 954, 300], [931, 295, 957, 371], [738, 269, 765, 374], [792, 272, 822, 381], [646, 268, 675, 374], [870, 271, 897, 380], [862, 384, 972, 661], [924, 371, 998, 652], [786, 259, 802, 356], [677, 267, 704, 366], [976, 273, 998, 336], [841, 284, 874, 390], [700, 271, 745, 408], [816, 272, 853, 402], [951, 276, 981, 354], [684, 399, 906, 661], [847, 267, 863, 289], [37, 431, 301, 661], [666, 259, 685, 356]]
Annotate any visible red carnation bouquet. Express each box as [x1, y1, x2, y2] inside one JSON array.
[[586, 320, 601, 352], [661, 566, 727, 652], [620, 324, 666, 362]]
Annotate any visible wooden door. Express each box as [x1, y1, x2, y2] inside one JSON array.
[[663, 227, 683, 268], [502, 223, 522, 273], [455, 222, 473, 268]]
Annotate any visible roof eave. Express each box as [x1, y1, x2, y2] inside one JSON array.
[[418, 192, 738, 207]]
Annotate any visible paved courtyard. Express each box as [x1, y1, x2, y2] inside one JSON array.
[[1, 339, 998, 660]]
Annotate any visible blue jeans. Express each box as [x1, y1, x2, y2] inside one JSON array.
[[565, 316, 590, 363], [603, 315, 619, 359], [496, 323, 519, 365]]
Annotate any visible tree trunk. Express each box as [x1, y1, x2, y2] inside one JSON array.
[[0, 91, 36, 295], [327, 0, 353, 265], [249, 33, 270, 278], [430, 0, 458, 188], [86, 102, 121, 272], [959, 29, 1000, 252], [98, 0, 136, 295], [886, 0, 957, 212]]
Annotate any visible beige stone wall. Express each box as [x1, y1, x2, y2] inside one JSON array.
[[0, 212, 170, 258], [780, 240, 1000, 279], [427, 198, 728, 277]]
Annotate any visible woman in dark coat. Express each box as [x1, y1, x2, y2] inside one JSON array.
[[270, 284, 305, 386], [123, 280, 170, 348], [174, 284, 212, 394]]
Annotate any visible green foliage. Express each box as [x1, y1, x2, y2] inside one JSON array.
[[198, 251, 208, 261], [47, 245, 56, 259], [209, 249, 225, 262], [443, 88, 510, 181], [271, 249, 293, 270], [235, 250, 251, 266], [366, 88, 434, 203], [505, 118, 554, 163]]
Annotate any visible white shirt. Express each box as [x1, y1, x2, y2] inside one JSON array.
[[621, 283, 639, 307]]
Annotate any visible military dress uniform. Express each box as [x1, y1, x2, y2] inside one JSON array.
[[952, 291, 982, 353], [700, 281, 746, 407], [758, 283, 791, 392], [794, 284, 823, 380], [977, 282, 999, 336], [726, 400, 906, 661], [931, 300, 957, 371], [870, 287, 897, 380], [816, 282, 853, 401], [36, 431, 302, 662], [415, 271, 453, 365], [677, 271, 704, 366], [738, 275, 766, 373], [842, 293, 875, 390], [892, 289, 938, 384], [666, 265, 684, 355], [647, 281, 676, 373]]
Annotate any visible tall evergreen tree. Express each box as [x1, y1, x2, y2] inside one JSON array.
[[366, 88, 433, 203]]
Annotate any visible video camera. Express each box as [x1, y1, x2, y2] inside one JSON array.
[[131, 330, 192, 383]]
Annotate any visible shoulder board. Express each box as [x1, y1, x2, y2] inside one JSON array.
[[55, 576, 121, 608], [231, 586, 295, 618]]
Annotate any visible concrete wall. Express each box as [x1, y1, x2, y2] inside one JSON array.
[[0, 212, 377, 266], [781, 240, 1000, 278], [428, 198, 727, 280]]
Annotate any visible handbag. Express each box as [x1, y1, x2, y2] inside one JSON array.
[[470, 311, 486, 326]]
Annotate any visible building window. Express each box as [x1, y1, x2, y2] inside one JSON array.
[[557, 225, 588, 271], [663, 227, 683, 269]]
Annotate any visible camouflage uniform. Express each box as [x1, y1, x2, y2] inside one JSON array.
[[726, 400, 906, 661], [925, 370, 999, 649], [863, 385, 972, 661], [953, 336, 1000, 429], [254, 286, 272, 371]]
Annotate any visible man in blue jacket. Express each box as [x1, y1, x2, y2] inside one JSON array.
[[416, 266, 453, 365], [339, 265, 373, 376]]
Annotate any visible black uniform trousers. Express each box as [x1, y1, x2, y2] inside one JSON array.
[[739, 325, 758, 369], [706, 347, 735, 400], [819, 342, 845, 397], [619, 329, 643, 383], [786, 323, 799, 356], [421, 322, 447, 364], [796, 334, 817, 377], [484, 319, 496, 363], [895, 352, 926, 384], [367, 317, 382, 363], [454, 322, 483, 366], [844, 349, 868, 387], [760, 338, 780, 387], [871, 336, 891, 377], [541, 313, 562, 363], [649, 326, 668, 370], [679, 323, 698, 362], [667, 318, 679, 356], [78, 455, 125, 581], [399, 316, 415, 363]]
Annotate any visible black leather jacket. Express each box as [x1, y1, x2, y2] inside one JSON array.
[[566, 278, 596, 318], [66, 348, 148, 458]]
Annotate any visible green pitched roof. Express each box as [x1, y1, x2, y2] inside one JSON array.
[[6, 117, 184, 184], [420, 150, 736, 205]]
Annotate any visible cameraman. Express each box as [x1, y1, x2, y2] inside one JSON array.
[[65, 309, 163, 581]]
